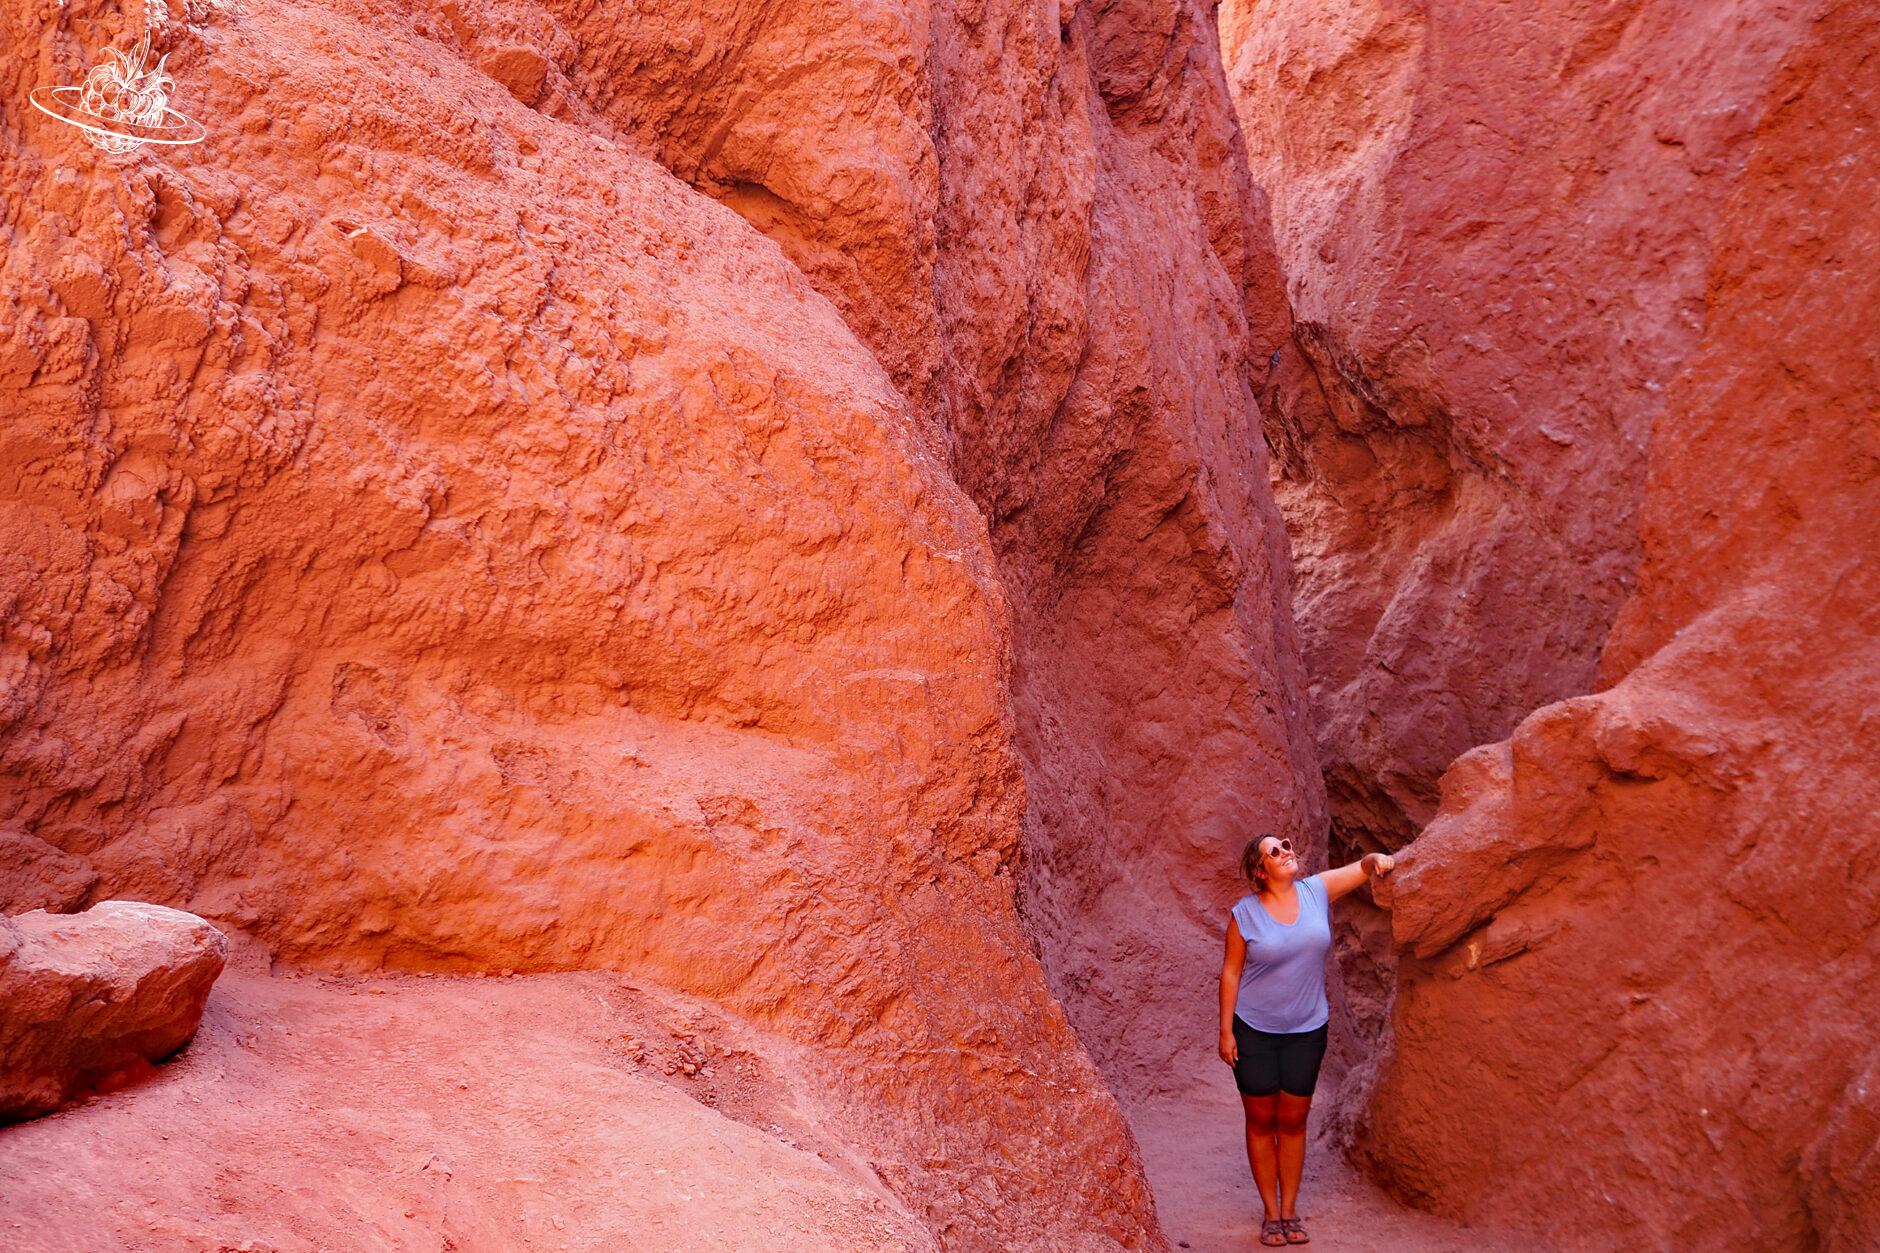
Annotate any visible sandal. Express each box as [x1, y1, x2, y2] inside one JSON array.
[[1260, 1217, 1288, 1247], [1282, 1216, 1310, 1244]]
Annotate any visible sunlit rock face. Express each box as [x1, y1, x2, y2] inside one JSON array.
[[1224, 0, 1878, 1246], [2, 0, 1322, 1245], [546, 0, 1327, 1103]]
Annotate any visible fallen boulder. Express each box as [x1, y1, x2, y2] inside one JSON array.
[[1, 901, 228, 1121]]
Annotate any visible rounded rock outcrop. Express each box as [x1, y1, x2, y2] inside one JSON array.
[[2, 900, 228, 1121]]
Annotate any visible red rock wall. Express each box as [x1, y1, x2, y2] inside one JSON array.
[[1221, 0, 1820, 853], [2, 0, 1322, 1243], [544, 0, 1327, 1100], [1218, 0, 1847, 1077], [0, 0, 1257, 1243], [1220, 0, 1879, 1245], [1370, 8, 1880, 1238], [930, 0, 1325, 1103]]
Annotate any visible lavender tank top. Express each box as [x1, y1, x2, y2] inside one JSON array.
[[1230, 874, 1332, 1033]]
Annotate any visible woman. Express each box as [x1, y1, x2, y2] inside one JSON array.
[[1219, 833, 1394, 1246]]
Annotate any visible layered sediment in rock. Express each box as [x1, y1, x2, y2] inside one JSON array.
[[1, 900, 226, 1120], [2, 0, 1321, 1244]]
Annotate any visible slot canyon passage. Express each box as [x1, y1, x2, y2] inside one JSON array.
[[0, 0, 1875, 1249]]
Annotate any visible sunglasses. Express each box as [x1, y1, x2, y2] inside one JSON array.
[[1260, 839, 1295, 861]]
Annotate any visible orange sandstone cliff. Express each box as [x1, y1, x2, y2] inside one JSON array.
[[538, 0, 1328, 1100], [1, 0, 1321, 1246]]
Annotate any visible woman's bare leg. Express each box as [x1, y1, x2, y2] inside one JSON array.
[[1241, 1092, 1281, 1218], [1276, 1093, 1312, 1218]]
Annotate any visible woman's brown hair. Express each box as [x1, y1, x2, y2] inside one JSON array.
[[1241, 834, 1275, 893]]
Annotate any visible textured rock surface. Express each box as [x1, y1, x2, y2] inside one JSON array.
[[1220, 0, 1821, 856], [0, 823, 100, 914], [0, 0, 1330, 1242], [1, 900, 227, 1120], [0, 0, 1185, 1244], [547, 0, 1328, 1105], [955, 0, 1327, 1103], [1218, 0, 1857, 1098], [1361, 5, 1880, 1246]]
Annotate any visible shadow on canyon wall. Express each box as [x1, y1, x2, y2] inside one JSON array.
[[1225, 1, 1879, 1247]]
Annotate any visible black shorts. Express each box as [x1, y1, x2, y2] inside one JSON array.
[[1232, 1017, 1329, 1097]]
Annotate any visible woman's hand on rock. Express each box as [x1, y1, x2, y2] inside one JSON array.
[[1363, 852, 1396, 878], [1219, 1030, 1238, 1066]]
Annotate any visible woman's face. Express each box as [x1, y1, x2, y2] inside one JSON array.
[[1259, 837, 1299, 881]]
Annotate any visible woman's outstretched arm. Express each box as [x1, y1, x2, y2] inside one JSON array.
[[1219, 916, 1246, 1065], [1318, 852, 1396, 903]]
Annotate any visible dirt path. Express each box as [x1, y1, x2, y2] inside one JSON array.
[[1127, 1073, 1537, 1252], [6, 962, 1540, 1251], [0, 968, 932, 1252]]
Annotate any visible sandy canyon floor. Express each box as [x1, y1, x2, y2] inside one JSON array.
[[1131, 1091, 1527, 1252], [3, 956, 1530, 1252]]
